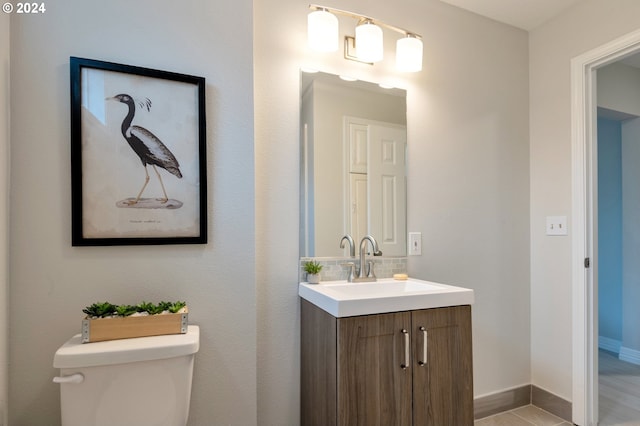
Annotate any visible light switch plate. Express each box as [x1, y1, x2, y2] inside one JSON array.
[[546, 216, 568, 236], [409, 232, 422, 255]]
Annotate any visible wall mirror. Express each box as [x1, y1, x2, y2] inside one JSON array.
[[299, 71, 407, 257]]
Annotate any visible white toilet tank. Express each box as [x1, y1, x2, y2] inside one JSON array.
[[53, 325, 199, 426]]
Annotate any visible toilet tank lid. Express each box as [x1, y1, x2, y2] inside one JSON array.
[[53, 325, 199, 368]]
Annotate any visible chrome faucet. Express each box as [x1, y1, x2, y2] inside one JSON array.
[[340, 235, 357, 282], [354, 235, 382, 282], [339, 235, 355, 257]]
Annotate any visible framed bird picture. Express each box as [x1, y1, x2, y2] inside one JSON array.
[[70, 57, 207, 246]]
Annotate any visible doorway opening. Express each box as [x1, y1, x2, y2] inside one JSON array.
[[571, 28, 640, 426], [597, 83, 640, 424]]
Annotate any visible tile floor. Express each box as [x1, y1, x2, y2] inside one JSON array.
[[475, 405, 572, 426]]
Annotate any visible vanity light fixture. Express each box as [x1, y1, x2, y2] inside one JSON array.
[[307, 7, 339, 52], [396, 34, 423, 72], [355, 19, 383, 63], [307, 8, 339, 52], [307, 4, 423, 72]]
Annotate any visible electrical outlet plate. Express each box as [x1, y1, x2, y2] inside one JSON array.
[[546, 216, 568, 236], [409, 232, 422, 255]]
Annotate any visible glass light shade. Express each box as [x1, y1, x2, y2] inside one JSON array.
[[308, 10, 339, 52], [355, 21, 383, 63], [396, 36, 423, 72]]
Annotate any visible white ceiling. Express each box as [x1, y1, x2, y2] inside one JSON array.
[[438, 0, 586, 31], [437, 0, 640, 69]]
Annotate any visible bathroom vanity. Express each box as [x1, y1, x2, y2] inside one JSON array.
[[299, 278, 474, 425]]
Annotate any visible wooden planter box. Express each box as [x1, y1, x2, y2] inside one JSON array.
[[81, 309, 188, 343]]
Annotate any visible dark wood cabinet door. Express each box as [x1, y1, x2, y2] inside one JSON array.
[[411, 305, 474, 426], [301, 299, 337, 426], [337, 312, 413, 426]]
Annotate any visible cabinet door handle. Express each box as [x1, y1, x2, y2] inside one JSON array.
[[400, 329, 410, 369], [418, 326, 427, 366]]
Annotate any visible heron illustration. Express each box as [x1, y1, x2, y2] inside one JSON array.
[[106, 93, 182, 206]]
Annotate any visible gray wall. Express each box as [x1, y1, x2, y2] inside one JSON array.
[[597, 116, 622, 345], [529, 0, 640, 400], [255, 1, 530, 424], [599, 62, 640, 117], [403, 3, 531, 396], [8, 0, 256, 424], [622, 117, 640, 356]]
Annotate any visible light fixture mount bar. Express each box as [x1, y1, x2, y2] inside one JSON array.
[[308, 4, 421, 39], [344, 36, 373, 65]]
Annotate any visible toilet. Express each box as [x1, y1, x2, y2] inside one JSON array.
[[53, 325, 199, 426]]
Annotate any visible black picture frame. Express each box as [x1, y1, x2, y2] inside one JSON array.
[[70, 57, 207, 246]]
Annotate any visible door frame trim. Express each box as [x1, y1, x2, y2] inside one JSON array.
[[571, 28, 640, 426]]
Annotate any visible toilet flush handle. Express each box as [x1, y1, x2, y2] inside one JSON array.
[[53, 373, 84, 384]]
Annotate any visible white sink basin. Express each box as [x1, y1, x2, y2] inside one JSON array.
[[299, 277, 474, 317]]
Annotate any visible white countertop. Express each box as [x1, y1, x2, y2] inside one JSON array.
[[299, 277, 474, 317]]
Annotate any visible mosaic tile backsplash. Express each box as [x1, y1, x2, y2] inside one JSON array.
[[299, 257, 407, 282]]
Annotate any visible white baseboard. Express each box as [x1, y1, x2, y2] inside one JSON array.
[[598, 336, 621, 353], [619, 346, 640, 365]]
